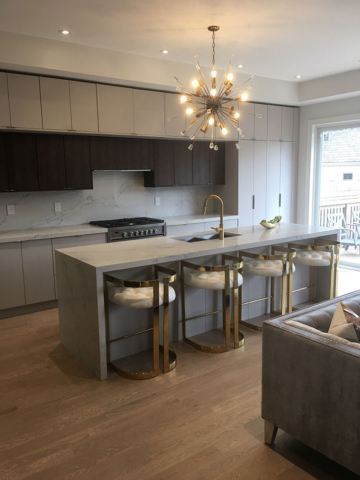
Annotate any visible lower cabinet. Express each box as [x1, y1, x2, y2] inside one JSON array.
[[22, 239, 55, 305], [166, 219, 238, 236], [0, 242, 26, 310]]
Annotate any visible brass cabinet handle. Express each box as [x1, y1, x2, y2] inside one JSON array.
[[252, 195, 255, 210], [279, 193, 282, 207]]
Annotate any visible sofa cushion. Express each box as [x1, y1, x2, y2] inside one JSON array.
[[328, 301, 360, 343]]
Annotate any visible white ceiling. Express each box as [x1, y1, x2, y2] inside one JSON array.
[[0, 0, 359, 82]]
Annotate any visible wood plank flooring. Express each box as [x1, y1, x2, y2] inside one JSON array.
[[0, 308, 358, 480]]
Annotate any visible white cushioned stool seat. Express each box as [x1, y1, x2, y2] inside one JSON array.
[[184, 270, 243, 290], [243, 259, 295, 277], [108, 284, 176, 309], [294, 250, 331, 267]]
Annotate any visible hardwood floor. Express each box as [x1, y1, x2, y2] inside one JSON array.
[[0, 309, 358, 480]]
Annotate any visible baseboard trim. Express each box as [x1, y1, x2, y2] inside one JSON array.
[[0, 300, 58, 319]]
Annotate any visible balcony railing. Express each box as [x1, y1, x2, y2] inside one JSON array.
[[319, 202, 360, 227]]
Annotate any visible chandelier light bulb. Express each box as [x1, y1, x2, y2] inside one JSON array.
[[222, 127, 228, 135], [234, 112, 240, 119], [211, 69, 217, 78], [241, 93, 248, 101], [214, 144, 219, 151], [227, 73, 233, 81], [180, 96, 187, 103], [192, 80, 199, 88], [209, 116, 215, 125], [209, 142, 214, 149], [210, 88, 216, 96], [186, 108, 194, 114]]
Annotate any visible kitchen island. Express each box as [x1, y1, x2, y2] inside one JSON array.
[[56, 223, 339, 379]]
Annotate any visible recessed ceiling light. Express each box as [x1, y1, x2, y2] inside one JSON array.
[[295, 75, 302, 79], [237, 64, 244, 68], [160, 50, 169, 54], [59, 29, 70, 35]]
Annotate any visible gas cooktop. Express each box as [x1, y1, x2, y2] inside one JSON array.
[[90, 217, 164, 228]]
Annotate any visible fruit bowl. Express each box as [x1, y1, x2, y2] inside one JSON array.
[[260, 216, 282, 229]]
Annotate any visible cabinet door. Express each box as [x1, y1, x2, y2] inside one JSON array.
[[36, 134, 67, 191], [90, 136, 130, 170], [253, 141, 267, 222], [22, 239, 55, 305], [192, 141, 210, 185], [6, 133, 39, 191], [175, 141, 192, 185], [238, 102, 255, 140], [0, 242, 25, 310], [268, 106, 282, 141], [0, 73, 10, 127], [266, 141, 281, 218], [0, 133, 9, 192], [165, 93, 186, 138], [64, 136, 93, 189], [238, 140, 254, 226], [209, 142, 225, 185], [281, 107, 294, 141], [133, 90, 165, 137], [7, 73, 42, 129], [129, 138, 153, 170], [280, 142, 293, 222], [40, 77, 72, 131], [70, 81, 98, 132], [152, 140, 175, 186], [255, 104, 267, 140], [97, 85, 134, 134]]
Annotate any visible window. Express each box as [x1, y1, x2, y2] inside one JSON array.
[[343, 173, 353, 180]]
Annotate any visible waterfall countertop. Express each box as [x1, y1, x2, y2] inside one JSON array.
[[56, 223, 339, 271]]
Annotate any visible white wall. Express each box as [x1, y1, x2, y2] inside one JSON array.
[[298, 97, 360, 224], [0, 172, 214, 231]]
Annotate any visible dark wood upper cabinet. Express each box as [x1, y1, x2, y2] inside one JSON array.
[[0, 133, 10, 192], [90, 136, 130, 170], [64, 136, 93, 189], [36, 134, 67, 191], [210, 142, 225, 185], [192, 141, 210, 185], [175, 141, 192, 186], [129, 138, 153, 170], [145, 140, 175, 187], [6, 133, 39, 191]]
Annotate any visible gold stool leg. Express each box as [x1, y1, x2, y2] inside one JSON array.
[[288, 260, 293, 314], [152, 302, 160, 377], [270, 277, 275, 314], [335, 244, 340, 298], [233, 282, 245, 347], [224, 269, 231, 351], [281, 263, 286, 315], [329, 247, 335, 300]]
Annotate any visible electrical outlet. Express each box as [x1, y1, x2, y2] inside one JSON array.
[[154, 197, 160, 206], [54, 202, 61, 213], [6, 205, 15, 215]]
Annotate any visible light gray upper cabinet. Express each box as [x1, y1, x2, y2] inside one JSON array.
[[165, 93, 185, 138], [22, 239, 55, 305], [70, 81, 98, 132], [266, 141, 281, 218], [281, 107, 294, 141], [40, 77, 72, 131], [238, 140, 254, 226], [254, 104, 268, 141], [253, 141, 267, 222], [280, 141, 294, 222], [267, 105, 282, 141], [0, 73, 10, 127], [238, 102, 255, 140], [0, 242, 25, 310], [133, 90, 165, 137], [97, 84, 134, 134], [7, 73, 42, 129]]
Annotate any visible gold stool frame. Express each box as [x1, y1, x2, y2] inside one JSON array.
[[104, 265, 177, 380], [238, 245, 296, 332], [181, 258, 245, 353], [288, 239, 340, 302]]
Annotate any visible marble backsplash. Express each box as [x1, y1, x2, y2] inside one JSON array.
[[0, 171, 215, 231]]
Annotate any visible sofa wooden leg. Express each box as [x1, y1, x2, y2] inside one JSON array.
[[264, 420, 278, 446]]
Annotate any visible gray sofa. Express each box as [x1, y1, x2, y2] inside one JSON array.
[[262, 291, 360, 477]]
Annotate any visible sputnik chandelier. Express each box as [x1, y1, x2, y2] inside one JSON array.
[[172, 25, 261, 151]]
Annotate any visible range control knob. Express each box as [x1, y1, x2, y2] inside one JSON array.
[[134, 231, 139, 236], [144, 230, 149, 235], [122, 232, 128, 237], [129, 231, 134, 237]]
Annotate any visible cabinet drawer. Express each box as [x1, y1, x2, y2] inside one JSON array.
[[166, 223, 205, 236]]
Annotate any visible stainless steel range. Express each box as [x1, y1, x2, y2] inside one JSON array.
[[90, 217, 166, 243]]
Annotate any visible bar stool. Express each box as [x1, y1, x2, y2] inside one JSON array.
[[238, 245, 296, 331], [181, 255, 245, 353], [288, 239, 340, 302], [104, 265, 177, 380]]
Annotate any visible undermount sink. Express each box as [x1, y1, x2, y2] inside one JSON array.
[[176, 232, 242, 243]]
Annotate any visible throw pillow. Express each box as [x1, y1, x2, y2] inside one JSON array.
[[328, 301, 360, 343]]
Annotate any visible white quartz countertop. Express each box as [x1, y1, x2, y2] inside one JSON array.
[[0, 224, 108, 243], [164, 214, 239, 226], [56, 223, 339, 272]]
